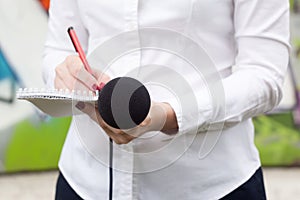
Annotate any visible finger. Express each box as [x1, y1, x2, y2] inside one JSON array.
[[55, 65, 77, 90], [56, 55, 97, 91], [104, 125, 136, 143], [94, 114, 135, 144], [105, 130, 133, 144], [65, 56, 99, 91], [57, 69, 90, 92], [121, 117, 151, 137], [93, 115, 131, 144], [75, 101, 99, 121], [93, 69, 111, 84], [122, 127, 145, 139], [101, 126, 124, 144], [74, 68, 99, 91], [140, 117, 152, 127], [54, 77, 68, 90]]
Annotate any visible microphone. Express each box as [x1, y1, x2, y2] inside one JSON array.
[[98, 77, 151, 129], [97, 77, 151, 200]]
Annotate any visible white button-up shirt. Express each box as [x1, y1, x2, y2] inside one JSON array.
[[43, 0, 290, 199]]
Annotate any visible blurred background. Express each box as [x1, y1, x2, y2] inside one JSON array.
[[0, 0, 300, 199]]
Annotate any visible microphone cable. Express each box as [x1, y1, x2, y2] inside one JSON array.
[[109, 137, 113, 200]]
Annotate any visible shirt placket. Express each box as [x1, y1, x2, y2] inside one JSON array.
[[114, 1, 140, 200], [123, 0, 141, 77]]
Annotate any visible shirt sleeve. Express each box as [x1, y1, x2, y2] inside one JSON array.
[[170, 0, 290, 134], [42, 0, 88, 88]]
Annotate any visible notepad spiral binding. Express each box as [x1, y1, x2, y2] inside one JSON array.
[[16, 88, 99, 102]]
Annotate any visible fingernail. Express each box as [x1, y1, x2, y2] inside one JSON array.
[[98, 82, 105, 90], [92, 84, 98, 91], [76, 101, 85, 110]]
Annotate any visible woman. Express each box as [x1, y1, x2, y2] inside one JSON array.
[[43, 0, 290, 199]]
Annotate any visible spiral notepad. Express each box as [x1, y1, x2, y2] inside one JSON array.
[[16, 88, 98, 117]]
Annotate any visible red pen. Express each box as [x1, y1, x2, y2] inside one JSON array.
[[68, 27, 105, 91], [67, 26, 93, 74]]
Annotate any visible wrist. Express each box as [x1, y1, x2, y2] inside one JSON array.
[[146, 102, 178, 135]]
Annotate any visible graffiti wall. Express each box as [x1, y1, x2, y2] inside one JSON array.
[[0, 0, 70, 172]]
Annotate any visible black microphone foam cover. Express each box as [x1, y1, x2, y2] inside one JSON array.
[[98, 77, 151, 129]]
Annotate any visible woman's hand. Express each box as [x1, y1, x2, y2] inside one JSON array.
[[76, 101, 179, 144], [54, 55, 110, 91]]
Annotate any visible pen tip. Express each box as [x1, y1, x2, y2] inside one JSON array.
[[67, 26, 74, 33]]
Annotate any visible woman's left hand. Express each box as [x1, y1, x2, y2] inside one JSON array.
[[76, 101, 176, 144]]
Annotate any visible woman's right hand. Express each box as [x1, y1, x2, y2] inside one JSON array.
[[54, 55, 110, 91]]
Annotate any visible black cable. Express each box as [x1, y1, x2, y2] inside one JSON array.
[[109, 138, 113, 200]]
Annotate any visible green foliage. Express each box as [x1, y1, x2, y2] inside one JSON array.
[[254, 113, 300, 166]]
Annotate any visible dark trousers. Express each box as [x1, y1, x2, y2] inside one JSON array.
[[221, 167, 267, 200], [55, 167, 266, 200], [55, 172, 82, 200]]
